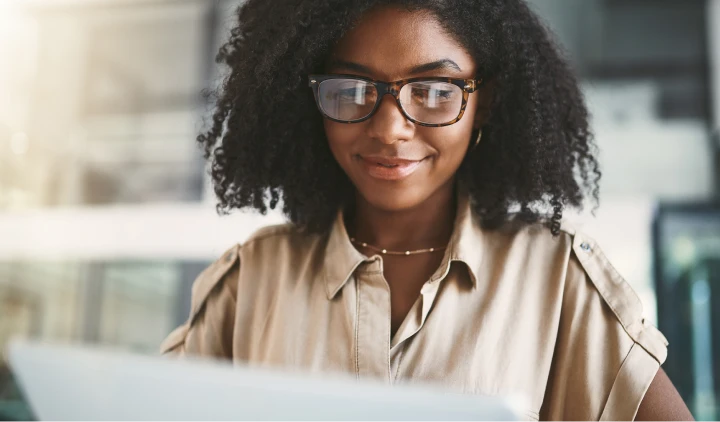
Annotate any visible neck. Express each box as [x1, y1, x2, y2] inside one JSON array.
[[349, 182, 456, 251]]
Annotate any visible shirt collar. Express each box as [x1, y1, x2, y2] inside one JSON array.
[[323, 187, 483, 300], [323, 210, 368, 299], [444, 188, 483, 287]]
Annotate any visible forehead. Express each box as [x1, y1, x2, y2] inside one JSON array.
[[329, 6, 476, 79]]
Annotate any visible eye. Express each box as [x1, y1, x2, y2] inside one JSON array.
[[337, 88, 357, 99], [410, 85, 454, 104], [433, 90, 454, 101], [334, 86, 375, 104]]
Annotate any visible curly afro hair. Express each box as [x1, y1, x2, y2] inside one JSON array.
[[199, 0, 601, 236]]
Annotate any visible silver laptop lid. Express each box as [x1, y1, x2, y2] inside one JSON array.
[[8, 340, 521, 421]]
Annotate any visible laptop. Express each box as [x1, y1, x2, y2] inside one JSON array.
[[8, 340, 521, 420]]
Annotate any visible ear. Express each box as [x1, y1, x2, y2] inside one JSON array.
[[473, 79, 496, 130]]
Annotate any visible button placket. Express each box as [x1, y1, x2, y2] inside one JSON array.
[[390, 279, 441, 352], [355, 263, 392, 382]]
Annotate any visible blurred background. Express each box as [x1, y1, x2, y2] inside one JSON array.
[[0, 0, 719, 419]]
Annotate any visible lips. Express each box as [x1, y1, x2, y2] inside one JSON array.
[[358, 155, 425, 181]]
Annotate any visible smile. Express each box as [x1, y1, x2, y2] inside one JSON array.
[[357, 155, 426, 181]]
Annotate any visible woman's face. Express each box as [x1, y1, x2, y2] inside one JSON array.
[[324, 7, 480, 212]]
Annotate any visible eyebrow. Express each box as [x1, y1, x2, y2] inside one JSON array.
[[329, 58, 463, 76]]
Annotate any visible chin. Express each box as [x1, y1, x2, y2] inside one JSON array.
[[355, 183, 430, 212]]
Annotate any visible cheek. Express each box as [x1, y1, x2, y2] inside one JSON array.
[[429, 95, 481, 164], [424, 123, 474, 166], [324, 120, 362, 159]]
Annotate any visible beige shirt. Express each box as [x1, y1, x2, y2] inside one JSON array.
[[160, 193, 668, 421]]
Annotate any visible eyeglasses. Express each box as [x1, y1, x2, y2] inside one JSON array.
[[308, 74, 483, 127]]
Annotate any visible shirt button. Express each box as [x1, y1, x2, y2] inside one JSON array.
[[580, 242, 592, 252]]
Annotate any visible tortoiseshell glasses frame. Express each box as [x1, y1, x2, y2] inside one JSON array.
[[308, 74, 484, 127]]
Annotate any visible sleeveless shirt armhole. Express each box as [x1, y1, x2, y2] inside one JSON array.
[[159, 244, 241, 355]]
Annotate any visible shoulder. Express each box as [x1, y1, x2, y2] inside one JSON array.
[[522, 221, 669, 420], [561, 225, 667, 362], [479, 216, 575, 264], [193, 221, 323, 300], [159, 242, 241, 355], [188, 243, 242, 323], [239, 222, 327, 268], [244, 221, 300, 243], [242, 221, 325, 249], [186, 222, 325, 310], [160, 222, 325, 355], [172, 224, 312, 321], [487, 216, 667, 363]]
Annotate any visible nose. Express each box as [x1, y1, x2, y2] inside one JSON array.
[[365, 94, 415, 144]]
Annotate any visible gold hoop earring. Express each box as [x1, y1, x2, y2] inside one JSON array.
[[473, 129, 483, 148]]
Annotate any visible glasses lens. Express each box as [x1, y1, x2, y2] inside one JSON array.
[[317, 79, 378, 121], [399, 81, 463, 125]]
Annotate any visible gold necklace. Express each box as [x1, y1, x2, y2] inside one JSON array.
[[349, 237, 447, 256]]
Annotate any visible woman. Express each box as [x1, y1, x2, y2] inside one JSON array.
[[161, 0, 693, 420]]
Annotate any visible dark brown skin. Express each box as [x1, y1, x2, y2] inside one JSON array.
[[636, 369, 694, 421], [324, 6, 693, 421]]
